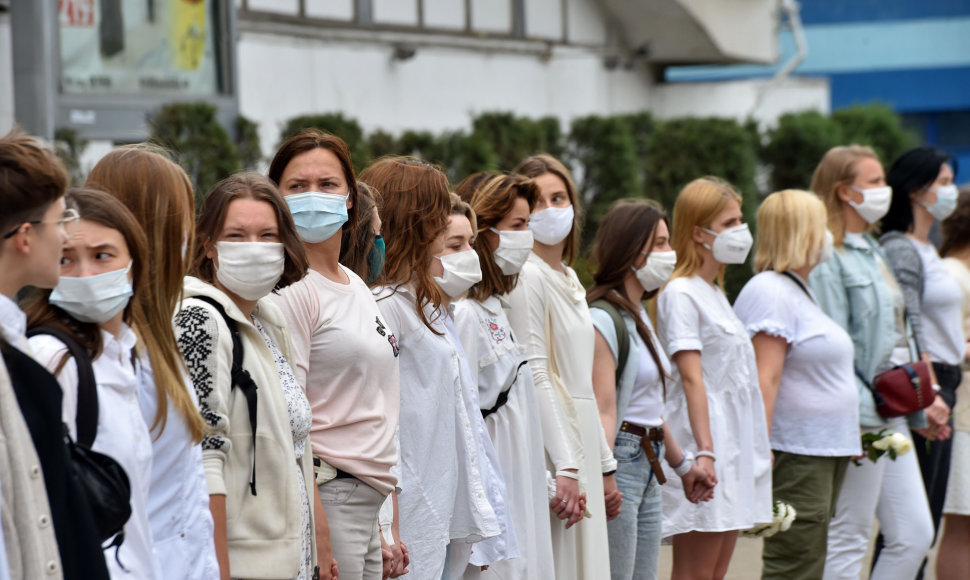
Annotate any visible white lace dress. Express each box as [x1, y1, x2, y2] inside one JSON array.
[[253, 316, 314, 580]]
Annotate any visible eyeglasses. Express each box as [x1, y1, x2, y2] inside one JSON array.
[[3, 207, 81, 240]]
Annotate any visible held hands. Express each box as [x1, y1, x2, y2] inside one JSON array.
[[380, 539, 409, 579], [917, 397, 953, 441], [681, 463, 715, 503], [550, 471, 584, 528], [603, 474, 623, 521]]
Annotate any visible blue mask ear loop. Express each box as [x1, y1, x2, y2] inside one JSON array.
[[366, 234, 386, 284]]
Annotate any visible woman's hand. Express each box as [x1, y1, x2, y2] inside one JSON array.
[[550, 471, 583, 528], [681, 463, 715, 503], [603, 474, 623, 520], [696, 455, 718, 487]]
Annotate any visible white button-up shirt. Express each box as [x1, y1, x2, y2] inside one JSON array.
[[375, 285, 499, 579], [30, 324, 162, 580]]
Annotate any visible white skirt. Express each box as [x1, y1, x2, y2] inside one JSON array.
[[548, 396, 611, 580], [943, 429, 970, 515]]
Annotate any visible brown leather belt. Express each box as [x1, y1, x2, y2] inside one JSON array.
[[619, 421, 666, 484]]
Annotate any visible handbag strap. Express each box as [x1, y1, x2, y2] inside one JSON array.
[[780, 271, 814, 303], [26, 325, 98, 448]]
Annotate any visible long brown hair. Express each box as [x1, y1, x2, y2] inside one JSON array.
[[513, 154, 582, 265], [464, 174, 537, 301], [587, 199, 668, 390], [86, 145, 206, 441], [360, 156, 451, 331], [23, 188, 148, 374], [268, 129, 359, 235], [941, 187, 970, 258], [809, 145, 880, 247], [339, 181, 378, 282], [192, 172, 310, 289]]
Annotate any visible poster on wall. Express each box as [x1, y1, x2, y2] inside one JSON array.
[[58, 0, 222, 96]]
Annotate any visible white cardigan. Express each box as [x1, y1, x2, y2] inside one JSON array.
[[176, 277, 315, 579]]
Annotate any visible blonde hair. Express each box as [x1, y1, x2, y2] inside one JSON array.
[[809, 145, 880, 247], [670, 177, 743, 285], [86, 145, 206, 442], [754, 190, 827, 273]]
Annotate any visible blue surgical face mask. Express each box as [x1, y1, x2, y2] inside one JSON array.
[[50, 262, 133, 324], [366, 234, 385, 284], [285, 192, 349, 243]]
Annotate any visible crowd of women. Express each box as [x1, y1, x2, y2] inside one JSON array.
[[0, 125, 967, 580]]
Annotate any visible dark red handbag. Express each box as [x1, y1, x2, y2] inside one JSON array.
[[857, 309, 936, 418], [867, 362, 936, 418]]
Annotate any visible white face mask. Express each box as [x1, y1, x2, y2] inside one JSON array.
[[215, 241, 285, 301], [921, 184, 959, 221], [529, 206, 574, 246], [49, 262, 133, 324], [433, 249, 482, 297], [848, 185, 892, 224], [490, 228, 533, 275], [702, 223, 753, 265], [633, 250, 677, 292], [818, 230, 835, 264]]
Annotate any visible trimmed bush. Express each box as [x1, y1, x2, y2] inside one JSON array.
[[148, 102, 240, 208], [279, 113, 371, 172], [567, 115, 642, 249], [833, 104, 917, 167], [471, 112, 563, 171], [53, 127, 89, 187], [646, 117, 759, 300], [234, 115, 262, 171], [760, 111, 843, 191]]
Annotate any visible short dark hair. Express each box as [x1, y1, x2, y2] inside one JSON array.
[[0, 129, 69, 234], [268, 129, 359, 235], [192, 172, 309, 290], [883, 146, 956, 233]]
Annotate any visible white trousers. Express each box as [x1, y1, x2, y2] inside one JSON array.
[[823, 421, 934, 580]]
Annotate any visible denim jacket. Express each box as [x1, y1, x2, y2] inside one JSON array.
[[809, 232, 926, 429]]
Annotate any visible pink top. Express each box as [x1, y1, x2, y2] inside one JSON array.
[[273, 267, 400, 495]]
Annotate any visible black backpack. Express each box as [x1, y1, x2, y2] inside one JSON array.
[[188, 295, 261, 495], [25, 325, 132, 551]]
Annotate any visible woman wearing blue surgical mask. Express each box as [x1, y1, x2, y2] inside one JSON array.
[[656, 177, 771, 580], [509, 154, 615, 580], [808, 146, 936, 580], [269, 131, 400, 580], [24, 187, 162, 580], [876, 146, 961, 573], [453, 174, 556, 579], [587, 199, 715, 580]]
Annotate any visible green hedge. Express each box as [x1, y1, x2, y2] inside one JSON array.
[[54, 102, 917, 297]]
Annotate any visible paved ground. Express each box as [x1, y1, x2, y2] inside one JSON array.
[[657, 530, 939, 579]]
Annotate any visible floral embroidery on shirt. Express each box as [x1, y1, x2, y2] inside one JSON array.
[[485, 318, 507, 344]]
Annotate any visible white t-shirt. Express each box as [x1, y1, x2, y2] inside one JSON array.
[[913, 239, 965, 366], [622, 311, 667, 428], [734, 271, 861, 456]]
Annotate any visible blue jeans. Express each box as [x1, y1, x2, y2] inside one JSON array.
[[607, 430, 664, 580]]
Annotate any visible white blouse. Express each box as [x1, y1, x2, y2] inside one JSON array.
[[30, 325, 162, 580], [734, 271, 861, 456], [136, 363, 219, 580], [374, 286, 499, 579], [913, 239, 965, 366]]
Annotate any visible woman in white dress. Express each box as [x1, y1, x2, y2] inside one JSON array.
[[362, 157, 500, 580], [656, 177, 772, 580], [937, 188, 970, 580], [454, 174, 556, 579], [25, 188, 162, 580], [509, 154, 616, 579]]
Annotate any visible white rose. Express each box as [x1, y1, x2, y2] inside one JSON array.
[[780, 503, 797, 531], [889, 432, 912, 455], [872, 435, 892, 450]]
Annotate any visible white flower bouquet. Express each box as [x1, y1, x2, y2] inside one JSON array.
[[854, 429, 912, 466], [743, 499, 797, 538]]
